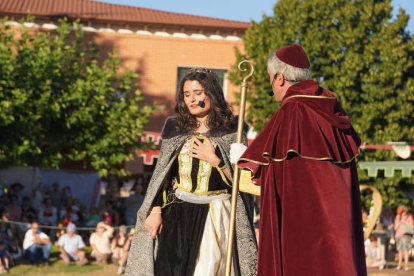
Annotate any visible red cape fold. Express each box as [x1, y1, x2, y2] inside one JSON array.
[[239, 79, 360, 172], [238, 80, 367, 276]]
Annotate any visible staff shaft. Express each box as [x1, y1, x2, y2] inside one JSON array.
[[224, 77, 249, 276]]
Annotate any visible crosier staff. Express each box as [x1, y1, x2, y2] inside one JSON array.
[[225, 60, 254, 276]]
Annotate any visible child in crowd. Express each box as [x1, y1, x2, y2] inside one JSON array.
[[111, 225, 132, 274], [365, 236, 386, 269], [6, 237, 21, 263], [0, 221, 20, 265], [102, 211, 112, 226], [0, 241, 10, 273], [17, 215, 31, 244], [70, 206, 80, 226]]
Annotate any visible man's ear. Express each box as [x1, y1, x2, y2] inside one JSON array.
[[277, 73, 285, 86]]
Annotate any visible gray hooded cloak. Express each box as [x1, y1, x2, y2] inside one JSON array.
[[126, 117, 258, 275]]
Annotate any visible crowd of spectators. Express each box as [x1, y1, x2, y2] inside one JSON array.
[[0, 181, 144, 274], [365, 205, 414, 271]]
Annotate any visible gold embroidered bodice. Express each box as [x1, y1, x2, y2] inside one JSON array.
[[174, 135, 231, 195]]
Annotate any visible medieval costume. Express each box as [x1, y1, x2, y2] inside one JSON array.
[[238, 79, 367, 275], [126, 117, 257, 276]]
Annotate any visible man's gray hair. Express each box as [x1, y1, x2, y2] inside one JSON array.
[[267, 51, 311, 83]]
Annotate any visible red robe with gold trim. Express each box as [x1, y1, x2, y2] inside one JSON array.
[[238, 80, 367, 276]]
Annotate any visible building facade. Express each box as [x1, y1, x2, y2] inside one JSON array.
[[0, 0, 249, 178]]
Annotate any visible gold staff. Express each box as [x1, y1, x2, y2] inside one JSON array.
[[225, 60, 255, 276]]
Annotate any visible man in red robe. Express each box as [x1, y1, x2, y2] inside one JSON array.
[[237, 45, 367, 275]]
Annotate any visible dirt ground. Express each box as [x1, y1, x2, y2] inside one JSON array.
[[368, 265, 413, 276]]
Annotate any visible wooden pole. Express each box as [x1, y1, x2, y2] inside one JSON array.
[[224, 60, 254, 276]]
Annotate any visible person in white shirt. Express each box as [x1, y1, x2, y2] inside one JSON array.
[[23, 222, 51, 265], [58, 222, 87, 266], [89, 221, 114, 264]]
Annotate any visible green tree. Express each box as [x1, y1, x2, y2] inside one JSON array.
[[230, 0, 414, 208], [0, 17, 153, 177]]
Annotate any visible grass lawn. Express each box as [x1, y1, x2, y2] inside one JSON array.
[[7, 245, 118, 276]]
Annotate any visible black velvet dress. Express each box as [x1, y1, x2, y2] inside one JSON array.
[[153, 135, 231, 276]]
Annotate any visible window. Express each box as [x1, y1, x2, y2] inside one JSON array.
[[177, 67, 228, 97]]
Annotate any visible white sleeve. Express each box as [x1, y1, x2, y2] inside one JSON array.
[[57, 235, 64, 247], [90, 233, 96, 245], [230, 143, 248, 164], [77, 235, 85, 249], [39, 232, 50, 240]]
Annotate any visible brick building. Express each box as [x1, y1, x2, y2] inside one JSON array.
[[0, 0, 249, 180]]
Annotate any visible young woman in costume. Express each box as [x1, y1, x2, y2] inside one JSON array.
[[126, 68, 257, 276]]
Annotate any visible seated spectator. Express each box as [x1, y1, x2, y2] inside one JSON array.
[[60, 205, 80, 227], [9, 183, 24, 206], [85, 207, 100, 227], [0, 222, 13, 245], [0, 241, 11, 273], [111, 225, 132, 275], [112, 197, 127, 226], [78, 204, 88, 227], [6, 237, 21, 262], [4, 195, 21, 222], [49, 182, 62, 209], [125, 185, 144, 226], [62, 187, 73, 207], [102, 201, 119, 226], [365, 236, 386, 268], [23, 222, 51, 266], [0, 220, 19, 265], [72, 198, 80, 208], [3, 195, 21, 236], [0, 189, 9, 218], [69, 206, 80, 226], [30, 184, 45, 214], [58, 223, 87, 266], [21, 197, 37, 222], [102, 210, 112, 226], [17, 215, 31, 244], [38, 198, 57, 241], [90, 222, 113, 264]]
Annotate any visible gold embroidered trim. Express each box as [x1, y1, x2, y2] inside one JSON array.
[[195, 137, 214, 193], [209, 203, 219, 239], [282, 93, 337, 104], [176, 135, 230, 195], [216, 166, 231, 187], [192, 189, 228, 195], [178, 145, 192, 192], [238, 149, 359, 167], [208, 203, 221, 276], [161, 188, 167, 209], [196, 157, 212, 193]]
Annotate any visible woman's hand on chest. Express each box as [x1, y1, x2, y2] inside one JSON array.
[[185, 135, 221, 166]]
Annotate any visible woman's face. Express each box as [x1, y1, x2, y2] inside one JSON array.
[[183, 80, 211, 119]]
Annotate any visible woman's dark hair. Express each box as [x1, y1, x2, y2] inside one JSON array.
[[175, 68, 233, 132]]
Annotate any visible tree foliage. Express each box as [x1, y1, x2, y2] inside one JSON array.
[[230, 0, 414, 208], [0, 17, 153, 177]]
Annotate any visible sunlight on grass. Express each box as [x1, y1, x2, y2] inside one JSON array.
[[8, 245, 104, 275]]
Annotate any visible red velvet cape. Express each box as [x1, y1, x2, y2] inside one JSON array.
[[238, 80, 367, 276]]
